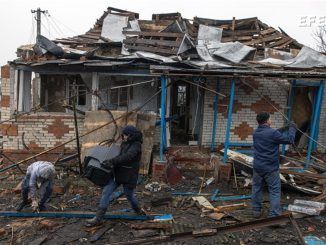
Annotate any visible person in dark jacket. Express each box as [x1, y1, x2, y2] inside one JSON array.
[[252, 112, 296, 218], [86, 125, 144, 227]]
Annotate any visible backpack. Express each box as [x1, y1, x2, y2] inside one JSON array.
[[83, 145, 120, 187]]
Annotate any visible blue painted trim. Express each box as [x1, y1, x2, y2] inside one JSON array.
[[210, 189, 220, 201], [294, 80, 321, 87], [211, 194, 252, 201], [223, 79, 236, 163], [229, 142, 253, 147], [306, 80, 324, 167], [160, 75, 167, 162], [282, 80, 296, 154], [210, 80, 220, 151]]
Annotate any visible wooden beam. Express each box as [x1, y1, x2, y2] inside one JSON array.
[[122, 31, 184, 38]]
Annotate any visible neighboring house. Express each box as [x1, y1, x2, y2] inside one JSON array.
[[1, 7, 325, 163]]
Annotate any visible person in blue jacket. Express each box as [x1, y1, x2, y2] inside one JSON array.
[[252, 112, 296, 218]]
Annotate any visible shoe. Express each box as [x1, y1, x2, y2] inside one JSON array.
[[38, 205, 47, 212], [133, 207, 146, 216], [252, 211, 262, 219], [85, 208, 107, 227], [16, 201, 28, 212]]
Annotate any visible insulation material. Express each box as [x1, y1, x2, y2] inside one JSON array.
[[101, 14, 129, 42]]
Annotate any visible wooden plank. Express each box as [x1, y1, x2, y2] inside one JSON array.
[[124, 44, 178, 55], [244, 33, 283, 45], [136, 112, 156, 175], [267, 37, 292, 48], [122, 31, 185, 38], [192, 196, 214, 209], [222, 35, 253, 42], [280, 169, 326, 179], [124, 38, 182, 48], [260, 27, 277, 36]]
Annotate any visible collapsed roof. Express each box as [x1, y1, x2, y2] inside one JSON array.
[[14, 7, 326, 78]]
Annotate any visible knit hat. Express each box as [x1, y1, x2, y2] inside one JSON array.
[[122, 125, 139, 136]]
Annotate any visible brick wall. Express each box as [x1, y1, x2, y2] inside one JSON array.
[[201, 78, 288, 147], [1, 113, 84, 152]]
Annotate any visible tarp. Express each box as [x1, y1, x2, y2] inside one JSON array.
[[34, 35, 64, 57]]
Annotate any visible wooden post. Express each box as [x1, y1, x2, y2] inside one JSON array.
[[91, 72, 99, 111]]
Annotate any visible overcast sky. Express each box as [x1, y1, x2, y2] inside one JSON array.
[[0, 0, 325, 67]]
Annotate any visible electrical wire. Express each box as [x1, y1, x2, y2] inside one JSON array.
[[0, 88, 163, 173]]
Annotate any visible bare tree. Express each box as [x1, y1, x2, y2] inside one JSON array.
[[314, 26, 326, 52]]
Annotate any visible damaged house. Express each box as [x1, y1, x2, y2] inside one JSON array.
[[0, 6, 326, 244], [0, 7, 326, 180]]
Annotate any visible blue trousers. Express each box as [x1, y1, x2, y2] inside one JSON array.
[[22, 175, 53, 207], [99, 178, 139, 210], [252, 170, 281, 217]]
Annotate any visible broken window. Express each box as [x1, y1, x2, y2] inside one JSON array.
[[177, 85, 187, 107], [109, 80, 129, 107], [67, 79, 87, 106]]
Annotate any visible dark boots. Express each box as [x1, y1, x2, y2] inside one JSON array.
[[85, 208, 107, 227], [16, 200, 28, 212]]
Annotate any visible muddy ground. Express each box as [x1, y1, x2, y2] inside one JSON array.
[[0, 170, 325, 244]]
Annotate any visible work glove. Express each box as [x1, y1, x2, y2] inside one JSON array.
[[31, 199, 39, 212], [101, 159, 114, 170], [288, 121, 297, 128]]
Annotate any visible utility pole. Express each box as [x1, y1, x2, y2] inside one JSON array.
[[31, 8, 47, 38]]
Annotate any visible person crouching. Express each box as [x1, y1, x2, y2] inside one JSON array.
[[17, 161, 56, 212]]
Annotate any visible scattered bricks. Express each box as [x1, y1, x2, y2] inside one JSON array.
[[1, 65, 10, 78], [1, 124, 18, 136], [39, 220, 58, 230], [0, 95, 10, 107], [0, 228, 6, 236], [53, 185, 65, 195], [151, 161, 166, 180]]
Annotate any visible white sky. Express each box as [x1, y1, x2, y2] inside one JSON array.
[[0, 0, 325, 67]]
